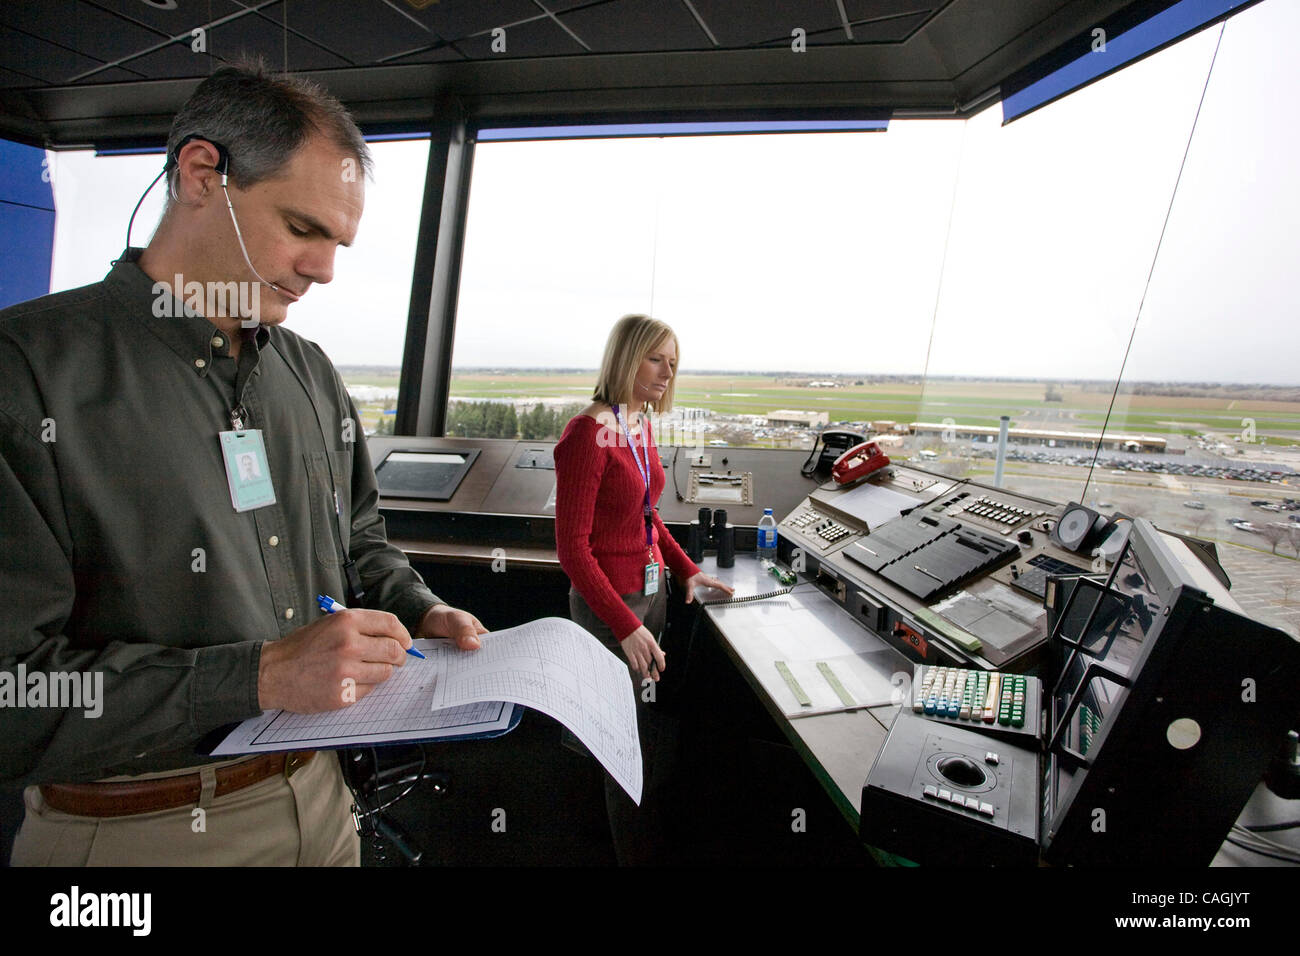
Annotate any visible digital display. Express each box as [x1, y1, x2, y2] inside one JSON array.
[[375, 448, 480, 501]]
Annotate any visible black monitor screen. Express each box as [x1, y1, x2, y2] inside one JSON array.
[[375, 449, 481, 501], [1066, 541, 1160, 680], [1053, 577, 1127, 663]]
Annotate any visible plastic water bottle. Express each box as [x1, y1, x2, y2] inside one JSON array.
[[757, 508, 778, 563]]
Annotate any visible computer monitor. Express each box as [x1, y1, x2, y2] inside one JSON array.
[[1041, 519, 1300, 865]]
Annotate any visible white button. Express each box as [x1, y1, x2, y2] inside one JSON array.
[[212, 336, 224, 348], [268, 535, 279, 547], [194, 358, 206, 369], [284, 608, 294, 620], [979, 802, 995, 817]]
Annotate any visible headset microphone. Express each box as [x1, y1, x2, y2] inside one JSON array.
[[125, 134, 280, 294], [211, 154, 281, 294]]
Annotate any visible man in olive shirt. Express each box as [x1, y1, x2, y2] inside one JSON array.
[[0, 65, 486, 864]]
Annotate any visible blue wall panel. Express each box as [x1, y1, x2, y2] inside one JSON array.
[[0, 139, 55, 310], [1002, 0, 1259, 124]]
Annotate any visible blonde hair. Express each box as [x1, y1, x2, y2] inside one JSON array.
[[593, 314, 679, 414]]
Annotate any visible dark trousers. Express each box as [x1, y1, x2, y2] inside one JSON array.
[[569, 585, 677, 865]]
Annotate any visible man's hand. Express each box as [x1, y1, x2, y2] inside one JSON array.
[[683, 571, 734, 604], [257, 609, 413, 713], [620, 625, 665, 683], [416, 603, 487, 650]]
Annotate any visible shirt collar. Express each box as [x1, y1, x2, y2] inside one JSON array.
[[105, 247, 270, 378]]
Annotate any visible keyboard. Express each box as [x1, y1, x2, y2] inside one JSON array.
[[911, 665, 1041, 739]]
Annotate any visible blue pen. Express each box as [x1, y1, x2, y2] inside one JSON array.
[[316, 594, 427, 659]]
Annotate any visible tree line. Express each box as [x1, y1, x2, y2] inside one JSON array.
[[444, 401, 584, 440]]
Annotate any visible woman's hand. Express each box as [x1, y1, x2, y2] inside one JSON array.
[[683, 572, 734, 604], [620, 626, 666, 682]]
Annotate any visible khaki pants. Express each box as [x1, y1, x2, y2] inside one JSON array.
[[10, 751, 360, 867]]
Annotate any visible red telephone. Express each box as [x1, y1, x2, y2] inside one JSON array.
[[831, 441, 891, 484]]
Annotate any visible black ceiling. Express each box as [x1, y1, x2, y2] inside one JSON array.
[[0, 0, 1169, 147]]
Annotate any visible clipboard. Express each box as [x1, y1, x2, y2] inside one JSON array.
[[197, 636, 523, 756], [198, 700, 521, 756]]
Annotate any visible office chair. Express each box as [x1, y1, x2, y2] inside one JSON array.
[[339, 746, 451, 866]]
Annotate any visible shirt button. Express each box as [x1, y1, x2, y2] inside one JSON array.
[[194, 358, 206, 369], [284, 608, 294, 621], [212, 336, 224, 348], [268, 535, 279, 547]]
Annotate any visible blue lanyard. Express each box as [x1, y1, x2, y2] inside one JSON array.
[[611, 405, 654, 555]]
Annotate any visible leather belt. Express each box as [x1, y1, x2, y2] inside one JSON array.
[[39, 751, 317, 818]]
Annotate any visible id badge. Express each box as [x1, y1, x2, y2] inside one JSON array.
[[644, 561, 660, 596], [219, 429, 277, 512]]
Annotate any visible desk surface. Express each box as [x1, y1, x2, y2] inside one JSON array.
[[697, 554, 903, 828]]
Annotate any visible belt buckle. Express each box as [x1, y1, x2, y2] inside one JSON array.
[[284, 752, 307, 780]]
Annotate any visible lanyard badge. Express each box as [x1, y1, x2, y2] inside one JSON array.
[[613, 406, 659, 596], [218, 335, 275, 512], [219, 428, 276, 512]]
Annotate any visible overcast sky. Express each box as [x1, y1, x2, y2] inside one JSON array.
[[46, 0, 1299, 385]]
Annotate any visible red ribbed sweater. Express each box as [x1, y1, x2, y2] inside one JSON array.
[[554, 413, 699, 641]]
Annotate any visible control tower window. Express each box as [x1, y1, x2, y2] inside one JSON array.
[[446, 0, 1297, 639], [451, 127, 956, 441]]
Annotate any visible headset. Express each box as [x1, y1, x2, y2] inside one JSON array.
[[125, 134, 280, 293]]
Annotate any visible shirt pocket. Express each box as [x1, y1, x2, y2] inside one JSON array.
[[302, 450, 351, 569]]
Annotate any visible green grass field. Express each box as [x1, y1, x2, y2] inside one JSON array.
[[437, 372, 1300, 437], [337, 368, 1300, 445]]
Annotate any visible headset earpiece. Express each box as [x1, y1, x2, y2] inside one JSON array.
[[167, 134, 230, 181]]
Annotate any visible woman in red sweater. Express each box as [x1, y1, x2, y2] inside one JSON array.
[[554, 314, 731, 864], [554, 314, 731, 680]]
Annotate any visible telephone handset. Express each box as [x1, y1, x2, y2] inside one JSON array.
[[801, 428, 867, 479], [832, 441, 891, 484]]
